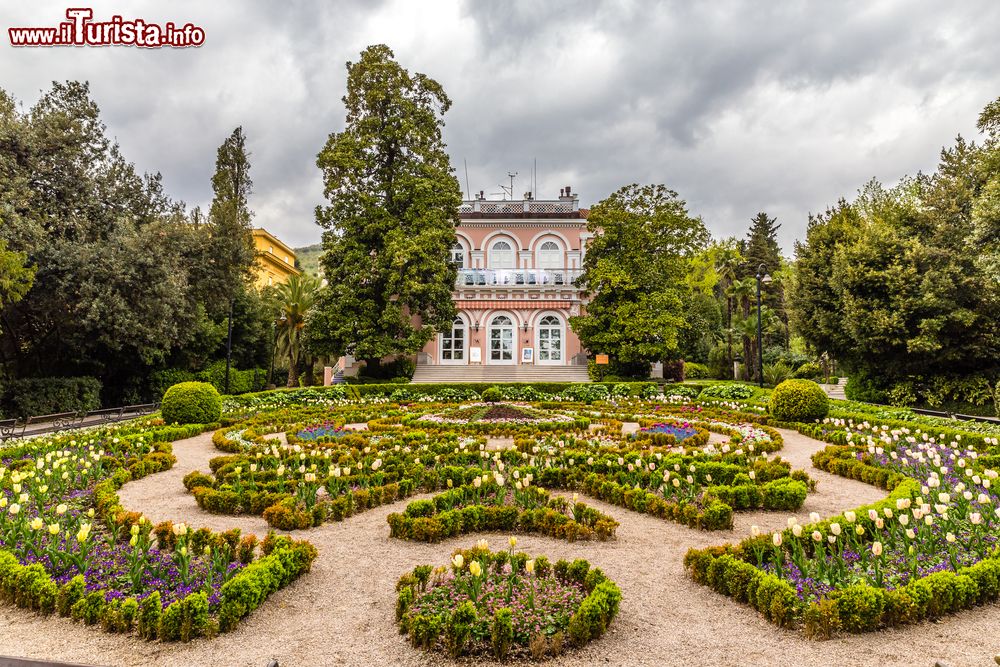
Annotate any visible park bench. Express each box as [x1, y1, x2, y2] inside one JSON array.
[[24, 411, 83, 435], [0, 417, 25, 440], [87, 406, 126, 423], [121, 402, 158, 418]]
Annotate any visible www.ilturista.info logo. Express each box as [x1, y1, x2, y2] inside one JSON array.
[[9, 8, 205, 48]]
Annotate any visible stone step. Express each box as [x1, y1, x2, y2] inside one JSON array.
[[411, 365, 589, 384]]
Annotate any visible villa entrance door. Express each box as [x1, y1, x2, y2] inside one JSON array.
[[488, 315, 515, 364]]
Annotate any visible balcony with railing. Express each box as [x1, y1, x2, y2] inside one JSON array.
[[455, 268, 583, 288], [458, 196, 581, 219]]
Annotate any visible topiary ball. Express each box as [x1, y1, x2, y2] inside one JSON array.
[[161, 381, 222, 425], [768, 379, 829, 422], [481, 386, 502, 403]]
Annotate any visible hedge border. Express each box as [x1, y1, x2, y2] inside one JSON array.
[[387, 484, 618, 543]]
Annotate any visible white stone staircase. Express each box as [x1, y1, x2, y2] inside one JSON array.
[[411, 365, 590, 384]]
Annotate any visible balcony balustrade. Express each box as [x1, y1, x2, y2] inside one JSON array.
[[455, 268, 583, 288]]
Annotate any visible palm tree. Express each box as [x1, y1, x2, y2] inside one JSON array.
[[727, 277, 756, 378], [265, 274, 321, 388], [714, 245, 743, 369]]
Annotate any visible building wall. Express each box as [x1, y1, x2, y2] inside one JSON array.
[[419, 207, 591, 367], [252, 228, 300, 289]]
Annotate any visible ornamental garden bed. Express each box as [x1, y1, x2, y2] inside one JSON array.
[[686, 419, 1000, 638], [396, 541, 621, 660], [0, 420, 316, 641], [191, 401, 812, 534], [387, 480, 618, 542]]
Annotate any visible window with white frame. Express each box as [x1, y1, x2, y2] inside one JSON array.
[[537, 240, 563, 269], [489, 239, 515, 269]]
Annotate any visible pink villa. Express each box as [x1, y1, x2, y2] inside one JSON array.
[[413, 187, 592, 379], [327, 187, 594, 384]]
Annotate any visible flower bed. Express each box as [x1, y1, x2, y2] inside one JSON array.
[[686, 416, 1000, 638], [183, 396, 818, 539], [0, 421, 317, 641], [387, 480, 618, 542], [396, 541, 621, 660], [403, 402, 591, 434]]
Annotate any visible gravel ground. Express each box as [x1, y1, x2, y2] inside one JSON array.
[[1, 428, 998, 667]]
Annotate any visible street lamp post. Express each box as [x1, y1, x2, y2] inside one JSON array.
[[755, 263, 772, 387]]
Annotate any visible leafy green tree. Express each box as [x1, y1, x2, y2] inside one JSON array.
[[789, 200, 859, 363], [973, 97, 1000, 286], [739, 211, 787, 347], [206, 126, 257, 392], [308, 45, 462, 369], [205, 127, 257, 314], [267, 274, 321, 387], [0, 236, 34, 334], [570, 184, 710, 371], [0, 82, 200, 398]]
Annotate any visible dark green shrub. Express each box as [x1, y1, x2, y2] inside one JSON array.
[[195, 361, 267, 396], [844, 370, 888, 403], [56, 575, 86, 616], [768, 379, 829, 422], [161, 381, 222, 424], [149, 368, 197, 399], [792, 361, 822, 380], [481, 386, 502, 403], [761, 478, 809, 510], [699, 383, 754, 400], [1, 376, 102, 419], [445, 601, 476, 657], [832, 585, 885, 633], [491, 607, 514, 659], [684, 362, 710, 379]]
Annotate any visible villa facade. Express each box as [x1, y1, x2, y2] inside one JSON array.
[[417, 187, 591, 368]]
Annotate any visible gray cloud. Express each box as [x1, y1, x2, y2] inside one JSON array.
[[2, 0, 998, 252]]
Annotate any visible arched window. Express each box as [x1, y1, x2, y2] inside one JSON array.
[[440, 316, 466, 363], [489, 314, 514, 363], [537, 240, 563, 269], [450, 242, 465, 268], [537, 314, 563, 363], [489, 239, 515, 269]]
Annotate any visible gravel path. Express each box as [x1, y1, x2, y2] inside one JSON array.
[[1, 429, 998, 667]]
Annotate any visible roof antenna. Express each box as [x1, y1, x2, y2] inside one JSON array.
[[533, 158, 537, 199], [499, 171, 517, 200], [464, 159, 471, 200]]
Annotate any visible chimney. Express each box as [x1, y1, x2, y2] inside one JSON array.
[[565, 185, 571, 197], [559, 188, 565, 197], [559, 185, 575, 202]]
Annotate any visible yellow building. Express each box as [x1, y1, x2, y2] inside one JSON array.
[[252, 228, 300, 288]]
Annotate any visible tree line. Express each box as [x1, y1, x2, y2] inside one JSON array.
[[1, 47, 997, 417]]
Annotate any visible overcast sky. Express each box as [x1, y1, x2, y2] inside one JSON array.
[[3, 0, 999, 252]]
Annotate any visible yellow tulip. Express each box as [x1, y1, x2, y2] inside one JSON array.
[[469, 561, 482, 577], [509, 536, 517, 548], [526, 559, 535, 574], [452, 554, 464, 570]]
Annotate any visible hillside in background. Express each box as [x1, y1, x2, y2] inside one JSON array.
[[295, 243, 323, 278]]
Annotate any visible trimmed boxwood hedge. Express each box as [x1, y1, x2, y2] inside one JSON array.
[[225, 381, 658, 406], [162, 381, 223, 425], [768, 379, 829, 422], [1, 376, 102, 419]]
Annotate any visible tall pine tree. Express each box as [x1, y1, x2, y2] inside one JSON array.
[[308, 45, 461, 371]]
